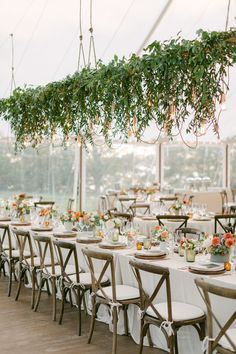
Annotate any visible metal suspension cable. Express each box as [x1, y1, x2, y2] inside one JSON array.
[[87, 0, 97, 67], [10, 33, 16, 94], [77, 0, 86, 71], [136, 0, 173, 55]]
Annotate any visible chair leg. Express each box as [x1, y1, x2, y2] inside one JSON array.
[[7, 261, 13, 297], [174, 330, 179, 354], [112, 307, 118, 354], [68, 289, 73, 307], [139, 322, 149, 354], [15, 269, 25, 301], [31, 270, 36, 309], [34, 278, 45, 313], [123, 305, 129, 336], [87, 299, 98, 344], [76, 289, 82, 336], [82, 292, 87, 316], [51, 277, 57, 321], [59, 287, 66, 325]]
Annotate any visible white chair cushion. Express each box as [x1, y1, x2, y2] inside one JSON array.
[[23, 256, 52, 267], [69, 272, 108, 286], [219, 328, 236, 352], [4, 250, 31, 258], [97, 284, 140, 301], [44, 264, 75, 277], [146, 301, 205, 322]]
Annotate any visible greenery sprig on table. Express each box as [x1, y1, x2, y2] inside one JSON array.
[[1, 30, 236, 149]]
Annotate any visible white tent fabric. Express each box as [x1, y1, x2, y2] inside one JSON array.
[[0, 0, 236, 140]]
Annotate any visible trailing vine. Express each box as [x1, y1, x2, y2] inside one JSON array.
[[0, 29, 236, 149]]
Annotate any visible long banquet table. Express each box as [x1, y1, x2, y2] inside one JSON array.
[[1, 221, 236, 354]]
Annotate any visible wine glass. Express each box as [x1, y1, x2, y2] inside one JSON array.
[[230, 246, 236, 275]]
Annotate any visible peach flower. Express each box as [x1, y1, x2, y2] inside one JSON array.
[[161, 230, 169, 239], [154, 225, 161, 231], [224, 233, 233, 240], [212, 236, 220, 246], [225, 238, 234, 248]]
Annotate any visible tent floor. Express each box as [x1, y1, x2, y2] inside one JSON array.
[[0, 276, 164, 354]]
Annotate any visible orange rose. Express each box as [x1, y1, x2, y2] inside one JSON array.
[[161, 230, 169, 239], [154, 225, 161, 231], [225, 238, 234, 248], [75, 211, 81, 220], [224, 233, 233, 240], [212, 236, 220, 246]]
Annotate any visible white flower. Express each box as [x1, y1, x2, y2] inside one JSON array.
[[202, 235, 212, 248], [106, 220, 115, 229], [103, 214, 109, 220]]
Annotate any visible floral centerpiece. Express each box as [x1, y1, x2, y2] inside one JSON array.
[[60, 210, 81, 231], [38, 207, 57, 227], [76, 212, 109, 238], [203, 233, 235, 263], [152, 225, 169, 242], [11, 194, 31, 222], [179, 238, 198, 261], [171, 200, 182, 214]]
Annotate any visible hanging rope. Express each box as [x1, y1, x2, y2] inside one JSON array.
[[87, 0, 97, 67], [225, 0, 231, 31], [77, 0, 86, 71], [10, 33, 16, 94]]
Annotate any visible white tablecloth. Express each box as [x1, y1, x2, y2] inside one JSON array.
[[77, 242, 236, 354], [134, 217, 215, 237]]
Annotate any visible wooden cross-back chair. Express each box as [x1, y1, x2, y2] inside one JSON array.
[[220, 190, 229, 214], [175, 227, 202, 241], [214, 214, 236, 233], [130, 203, 151, 216], [129, 259, 206, 354], [13, 229, 46, 309], [53, 240, 109, 335], [195, 278, 236, 354], [118, 196, 137, 213], [33, 234, 60, 321], [82, 248, 140, 354], [156, 215, 189, 229], [0, 224, 19, 296], [34, 201, 55, 208]]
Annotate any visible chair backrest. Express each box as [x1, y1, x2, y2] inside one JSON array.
[[53, 240, 79, 284], [118, 197, 136, 213], [34, 201, 55, 208], [109, 211, 133, 223], [195, 278, 236, 353], [67, 198, 75, 211], [0, 224, 13, 257], [156, 215, 189, 229], [231, 189, 236, 202], [220, 190, 228, 214], [129, 259, 172, 322], [82, 248, 115, 302], [175, 227, 201, 240], [130, 203, 150, 216], [33, 234, 56, 274], [12, 229, 35, 267], [214, 214, 236, 233]]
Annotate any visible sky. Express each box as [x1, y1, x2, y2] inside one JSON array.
[[0, 0, 235, 141]]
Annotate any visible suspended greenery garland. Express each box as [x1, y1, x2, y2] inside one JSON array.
[[0, 29, 236, 149]]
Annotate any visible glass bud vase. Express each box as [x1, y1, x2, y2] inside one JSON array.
[[185, 249, 196, 262]]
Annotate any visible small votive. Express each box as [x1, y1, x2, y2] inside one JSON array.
[[111, 229, 119, 242], [224, 261, 231, 271], [136, 241, 143, 250], [143, 238, 151, 250]]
